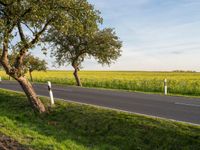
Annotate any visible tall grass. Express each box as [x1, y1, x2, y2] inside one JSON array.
[[1, 70, 200, 96]]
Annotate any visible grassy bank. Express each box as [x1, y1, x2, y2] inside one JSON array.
[[1, 70, 200, 96], [0, 89, 200, 150]]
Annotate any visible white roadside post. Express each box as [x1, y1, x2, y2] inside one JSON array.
[[48, 81, 55, 105], [0, 77, 1, 82], [164, 79, 168, 95]]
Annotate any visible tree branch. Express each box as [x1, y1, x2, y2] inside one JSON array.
[[15, 7, 32, 42], [30, 19, 52, 46], [14, 18, 54, 70], [17, 22, 27, 44], [21, 22, 35, 35], [0, 1, 7, 6], [20, 7, 32, 19], [0, 31, 11, 74], [4, 6, 32, 35], [0, 1, 15, 6]]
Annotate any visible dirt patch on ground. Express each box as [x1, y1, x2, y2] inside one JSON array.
[[0, 133, 31, 150]]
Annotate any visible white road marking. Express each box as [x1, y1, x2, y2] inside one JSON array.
[[175, 102, 200, 107], [0, 87, 200, 126]]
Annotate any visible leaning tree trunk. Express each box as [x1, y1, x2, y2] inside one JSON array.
[[1, 23, 48, 114], [29, 71, 33, 82], [1, 59, 46, 113], [17, 76, 46, 113], [73, 67, 82, 87]]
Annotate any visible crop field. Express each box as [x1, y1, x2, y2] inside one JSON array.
[[1, 70, 200, 96]]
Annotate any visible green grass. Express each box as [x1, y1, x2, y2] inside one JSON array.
[[0, 89, 200, 150], [1, 70, 200, 96]]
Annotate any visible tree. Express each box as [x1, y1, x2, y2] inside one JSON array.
[[0, 48, 2, 69], [47, 28, 122, 86], [0, 51, 16, 79], [24, 54, 47, 82], [0, 0, 101, 113]]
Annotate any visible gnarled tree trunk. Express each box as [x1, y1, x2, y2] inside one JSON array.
[[1, 54, 46, 113], [1, 58, 46, 113], [29, 71, 33, 82], [73, 66, 82, 87], [16, 76, 46, 113], [0, 17, 51, 113]]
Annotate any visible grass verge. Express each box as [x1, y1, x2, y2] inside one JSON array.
[[0, 89, 200, 150]]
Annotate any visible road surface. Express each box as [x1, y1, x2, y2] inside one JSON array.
[[0, 81, 200, 125]]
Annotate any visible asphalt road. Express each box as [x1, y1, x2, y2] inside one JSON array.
[[0, 80, 200, 125]]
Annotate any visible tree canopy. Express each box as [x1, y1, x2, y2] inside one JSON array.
[[0, 0, 101, 77], [24, 54, 47, 81], [24, 54, 47, 73], [0, 0, 102, 112], [46, 25, 122, 86], [48, 28, 122, 67]]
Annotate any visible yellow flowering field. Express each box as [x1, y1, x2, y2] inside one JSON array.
[[1, 70, 200, 96]]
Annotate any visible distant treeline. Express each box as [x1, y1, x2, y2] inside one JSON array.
[[172, 70, 197, 73]]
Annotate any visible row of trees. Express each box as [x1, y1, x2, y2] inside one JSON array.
[[0, 0, 122, 113]]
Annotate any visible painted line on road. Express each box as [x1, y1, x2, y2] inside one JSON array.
[[175, 102, 200, 107], [35, 95, 200, 127], [0, 87, 200, 127]]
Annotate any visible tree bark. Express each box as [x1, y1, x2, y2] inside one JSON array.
[[1, 58, 46, 113], [73, 67, 82, 87], [29, 71, 33, 82], [16, 76, 46, 113], [0, 19, 50, 114]]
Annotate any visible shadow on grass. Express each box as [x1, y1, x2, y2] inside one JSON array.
[[0, 132, 32, 150], [0, 89, 200, 150]]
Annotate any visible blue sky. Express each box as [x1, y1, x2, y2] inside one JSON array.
[[37, 0, 200, 71]]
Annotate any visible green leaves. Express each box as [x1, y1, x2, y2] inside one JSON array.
[[90, 28, 122, 66], [48, 27, 122, 69], [0, 0, 121, 78], [24, 53, 47, 73], [0, 0, 102, 77]]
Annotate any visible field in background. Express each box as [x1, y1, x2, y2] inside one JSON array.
[[1, 70, 200, 96]]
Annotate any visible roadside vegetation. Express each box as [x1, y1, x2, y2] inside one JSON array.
[[1, 70, 200, 96], [0, 89, 200, 150]]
